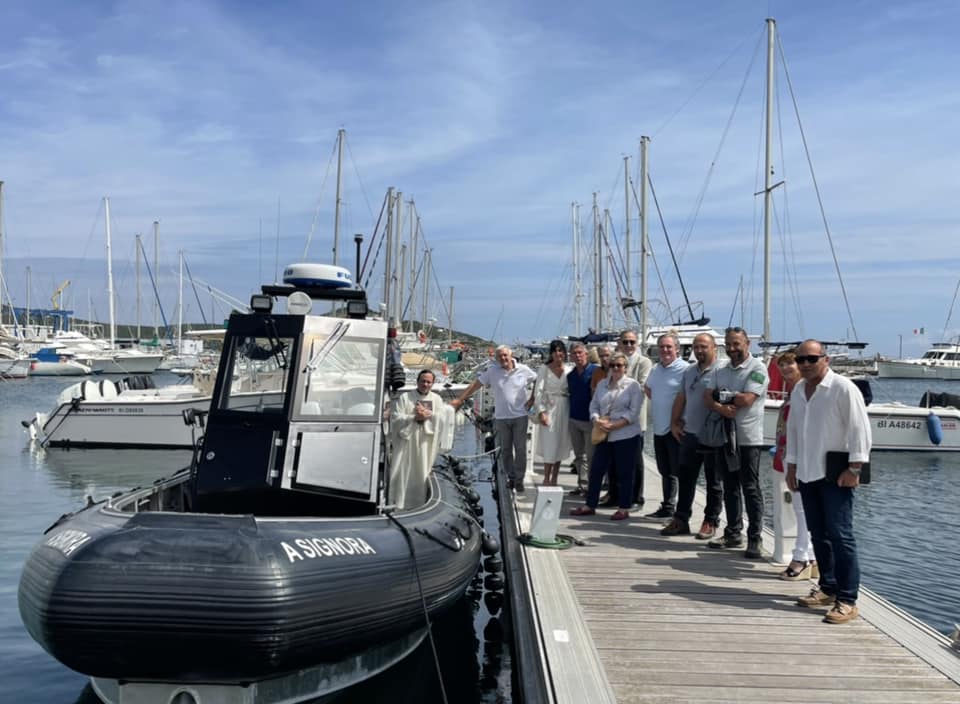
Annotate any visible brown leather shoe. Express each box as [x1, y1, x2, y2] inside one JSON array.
[[796, 587, 835, 608], [695, 521, 717, 540], [823, 601, 859, 624], [610, 510, 630, 521]]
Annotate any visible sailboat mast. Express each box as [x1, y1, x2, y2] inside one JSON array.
[[105, 197, 116, 348], [763, 18, 776, 347], [603, 209, 612, 329], [572, 202, 582, 337], [25, 267, 31, 335], [333, 128, 344, 265], [153, 220, 159, 337], [408, 199, 416, 331], [398, 243, 407, 329], [421, 248, 431, 334], [382, 188, 394, 320], [393, 191, 402, 324], [624, 156, 631, 297], [135, 233, 141, 341], [639, 136, 649, 345], [448, 286, 454, 347], [177, 250, 184, 353], [0, 181, 4, 328], [592, 193, 601, 329], [0, 181, 14, 334]]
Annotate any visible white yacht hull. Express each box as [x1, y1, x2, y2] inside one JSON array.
[[90, 353, 164, 375], [876, 360, 960, 380], [28, 360, 92, 376], [763, 399, 960, 452], [29, 393, 208, 448], [28, 382, 281, 449]]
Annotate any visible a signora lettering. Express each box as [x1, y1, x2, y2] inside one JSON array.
[[281, 536, 376, 562], [45, 529, 92, 556]]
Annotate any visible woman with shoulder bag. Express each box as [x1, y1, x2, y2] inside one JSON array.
[[570, 352, 644, 521]]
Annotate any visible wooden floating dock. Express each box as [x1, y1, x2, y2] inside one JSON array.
[[502, 453, 960, 703]]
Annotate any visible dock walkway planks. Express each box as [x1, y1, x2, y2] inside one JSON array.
[[510, 453, 960, 703]]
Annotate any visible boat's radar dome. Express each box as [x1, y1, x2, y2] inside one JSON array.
[[283, 263, 352, 289]]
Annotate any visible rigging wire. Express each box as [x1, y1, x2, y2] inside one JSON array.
[[778, 33, 860, 341], [181, 255, 210, 326], [647, 173, 696, 322], [345, 135, 378, 223], [675, 31, 766, 271], [652, 23, 766, 139], [302, 135, 339, 259], [940, 278, 960, 340], [773, 75, 806, 337], [627, 177, 670, 323]]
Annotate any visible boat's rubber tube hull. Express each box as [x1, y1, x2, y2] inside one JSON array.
[[18, 472, 480, 682]]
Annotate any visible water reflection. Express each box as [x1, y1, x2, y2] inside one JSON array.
[[760, 448, 960, 634], [35, 445, 193, 502]]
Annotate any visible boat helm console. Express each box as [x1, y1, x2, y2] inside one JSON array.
[[189, 270, 398, 517]]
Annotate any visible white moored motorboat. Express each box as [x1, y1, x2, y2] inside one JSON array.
[[763, 384, 960, 452], [877, 341, 960, 380]]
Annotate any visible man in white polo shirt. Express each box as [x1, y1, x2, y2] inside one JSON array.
[[452, 346, 538, 492]]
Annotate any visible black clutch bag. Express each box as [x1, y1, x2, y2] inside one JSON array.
[[825, 451, 871, 485]]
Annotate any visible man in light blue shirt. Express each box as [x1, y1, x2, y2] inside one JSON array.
[[643, 333, 689, 518]]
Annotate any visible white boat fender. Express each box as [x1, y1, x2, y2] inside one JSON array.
[[927, 412, 943, 445]]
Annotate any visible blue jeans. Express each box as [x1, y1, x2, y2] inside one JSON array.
[[587, 435, 640, 510], [799, 478, 859, 604], [494, 416, 529, 484]]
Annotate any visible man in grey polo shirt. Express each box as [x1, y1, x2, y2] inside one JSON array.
[[663, 333, 726, 538], [452, 345, 538, 492], [702, 327, 769, 559]]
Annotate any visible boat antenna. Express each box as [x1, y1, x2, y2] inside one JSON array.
[[354, 233, 363, 287]]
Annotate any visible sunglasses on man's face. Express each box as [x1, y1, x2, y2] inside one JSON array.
[[610, 363, 625, 368], [796, 354, 825, 364], [620, 340, 637, 346]]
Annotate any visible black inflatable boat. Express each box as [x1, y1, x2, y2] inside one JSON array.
[[18, 271, 488, 702]]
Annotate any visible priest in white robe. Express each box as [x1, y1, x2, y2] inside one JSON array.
[[389, 369, 453, 509]]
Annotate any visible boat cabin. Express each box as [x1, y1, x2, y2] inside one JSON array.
[[189, 278, 402, 518]]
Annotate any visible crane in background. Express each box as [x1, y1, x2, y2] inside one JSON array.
[[51, 280, 70, 311]]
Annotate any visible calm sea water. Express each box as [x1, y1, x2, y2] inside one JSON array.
[[2, 375, 958, 702], [0, 373, 511, 703]]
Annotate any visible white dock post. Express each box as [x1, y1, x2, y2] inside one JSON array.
[[772, 470, 797, 564]]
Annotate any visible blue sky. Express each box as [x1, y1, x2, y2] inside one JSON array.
[[1, 0, 959, 356]]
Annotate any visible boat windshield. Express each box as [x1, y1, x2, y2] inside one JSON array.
[[299, 333, 382, 419], [220, 335, 295, 412]]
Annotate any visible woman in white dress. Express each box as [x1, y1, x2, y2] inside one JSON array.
[[533, 339, 572, 486]]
